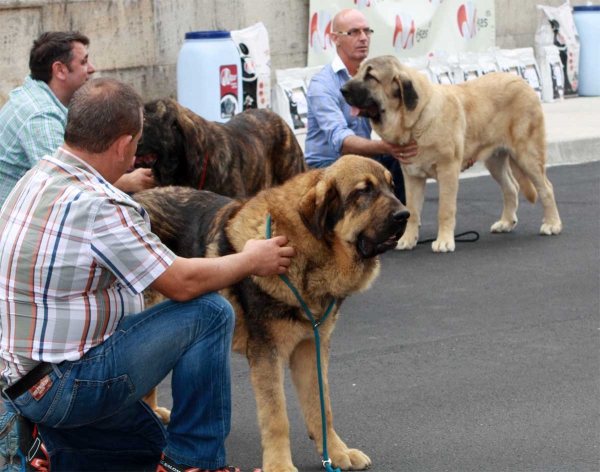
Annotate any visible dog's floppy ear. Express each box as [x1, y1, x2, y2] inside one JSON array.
[[171, 102, 202, 159], [393, 75, 419, 111], [298, 177, 344, 241]]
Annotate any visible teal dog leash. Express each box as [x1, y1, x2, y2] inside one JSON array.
[[266, 214, 340, 472]]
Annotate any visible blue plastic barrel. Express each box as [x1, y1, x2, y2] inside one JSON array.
[[573, 6, 600, 96]]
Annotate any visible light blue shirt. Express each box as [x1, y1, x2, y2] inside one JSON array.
[[305, 55, 372, 168]]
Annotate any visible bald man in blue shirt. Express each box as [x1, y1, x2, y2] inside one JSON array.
[[306, 9, 417, 204]]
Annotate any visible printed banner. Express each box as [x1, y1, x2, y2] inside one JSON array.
[[308, 0, 495, 67]]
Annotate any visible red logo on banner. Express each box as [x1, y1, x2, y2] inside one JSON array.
[[393, 13, 415, 51], [354, 0, 371, 7], [310, 11, 333, 52], [457, 2, 477, 39]]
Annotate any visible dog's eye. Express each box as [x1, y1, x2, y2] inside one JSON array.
[[358, 182, 372, 195], [365, 70, 380, 83]]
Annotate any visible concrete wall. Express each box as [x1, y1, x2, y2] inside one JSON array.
[[495, 0, 588, 49], [0, 0, 590, 106]]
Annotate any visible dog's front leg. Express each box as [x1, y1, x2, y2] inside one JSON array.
[[433, 162, 461, 252], [396, 173, 426, 250], [290, 338, 371, 471], [249, 350, 297, 472]]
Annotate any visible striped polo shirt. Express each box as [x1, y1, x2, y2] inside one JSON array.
[[0, 147, 175, 387]]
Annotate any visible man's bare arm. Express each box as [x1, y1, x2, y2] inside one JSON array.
[[150, 236, 295, 301], [341, 135, 418, 164]]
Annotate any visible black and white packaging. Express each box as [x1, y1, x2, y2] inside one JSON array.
[[499, 48, 542, 100], [539, 45, 565, 102], [479, 51, 499, 75], [535, 1, 580, 97], [231, 22, 272, 110], [453, 52, 482, 83], [428, 55, 454, 85], [402, 56, 437, 83], [273, 66, 323, 134], [494, 49, 524, 78]]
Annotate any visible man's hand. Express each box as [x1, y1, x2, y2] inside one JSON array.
[[243, 236, 296, 277], [386, 139, 418, 165], [115, 168, 156, 193]]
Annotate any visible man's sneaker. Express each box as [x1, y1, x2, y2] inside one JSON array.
[[156, 453, 242, 472], [0, 411, 50, 472]]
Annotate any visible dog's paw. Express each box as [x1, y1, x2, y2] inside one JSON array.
[[396, 234, 417, 250], [432, 238, 455, 253], [540, 221, 562, 235], [154, 406, 171, 425], [330, 448, 372, 470], [491, 219, 517, 233], [262, 466, 298, 472]]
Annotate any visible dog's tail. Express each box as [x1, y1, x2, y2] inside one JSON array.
[[509, 159, 538, 204]]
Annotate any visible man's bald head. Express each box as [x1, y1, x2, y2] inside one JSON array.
[[332, 8, 371, 75], [332, 9, 368, 32]]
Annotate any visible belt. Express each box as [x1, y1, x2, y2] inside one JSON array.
[[4, 362, 57, 401]]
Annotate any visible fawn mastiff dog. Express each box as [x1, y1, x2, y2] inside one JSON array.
[[341, 55, 562, 252], [135, 155, 409, 472], [135, 98, 307, 197]]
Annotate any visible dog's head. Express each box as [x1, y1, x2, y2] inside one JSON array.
[[340, 56, 425, 143], [297, 154, 409, 259], [135, 99, 203, 185]]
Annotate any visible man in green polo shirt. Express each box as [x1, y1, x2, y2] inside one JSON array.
[[0, 31, 155, 208]]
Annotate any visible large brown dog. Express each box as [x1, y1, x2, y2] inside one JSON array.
[[341, 55, 562, 252], [135, 98, 307, 197], [134, 155, 409, 472]]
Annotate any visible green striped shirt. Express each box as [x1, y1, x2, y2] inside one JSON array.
[[0, 75, 68, 209]]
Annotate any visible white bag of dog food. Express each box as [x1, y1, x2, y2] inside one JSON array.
[[494, 49, 523, 78], [402, 55, 437, 83], [478, 51, 499, 75], [535, 1, 580, 97], [273, 70, 308, 134], [428, 55, 454, 85], [452, 52, 482, 84], [499, 48, 542, 100], [231, 22, 272, 110], [539, 45, 565, 102], [273, 66, 323, 134]]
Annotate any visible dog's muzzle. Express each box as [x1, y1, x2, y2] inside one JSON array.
[[340, 83, 381, 121], [357, 209, 410, 258]]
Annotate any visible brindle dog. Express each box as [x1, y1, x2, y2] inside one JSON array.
[[134, 155, 409, 472], [135, 98, 307, 197]]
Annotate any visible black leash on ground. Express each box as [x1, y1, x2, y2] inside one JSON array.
[[417, 231, 480, 245]]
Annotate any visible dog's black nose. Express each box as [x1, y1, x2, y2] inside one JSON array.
[[391, 209, 410, 222], [340, 86, 350, 98]]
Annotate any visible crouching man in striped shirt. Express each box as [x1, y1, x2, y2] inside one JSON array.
[[0, 78, 295, 472]]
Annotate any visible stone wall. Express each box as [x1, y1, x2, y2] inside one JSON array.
[[0, 0, 588, 106]]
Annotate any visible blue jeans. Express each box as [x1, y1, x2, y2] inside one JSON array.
[[2, 293, 235, 471], [309, 154, 405, 204]]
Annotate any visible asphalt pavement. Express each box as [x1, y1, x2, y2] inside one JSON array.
[[157, 161, 599, 472], [1, 162, 597, 472]]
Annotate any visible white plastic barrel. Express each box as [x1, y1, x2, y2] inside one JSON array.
[[573, 6, 600, 96], [177, 31, 243, 122]]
